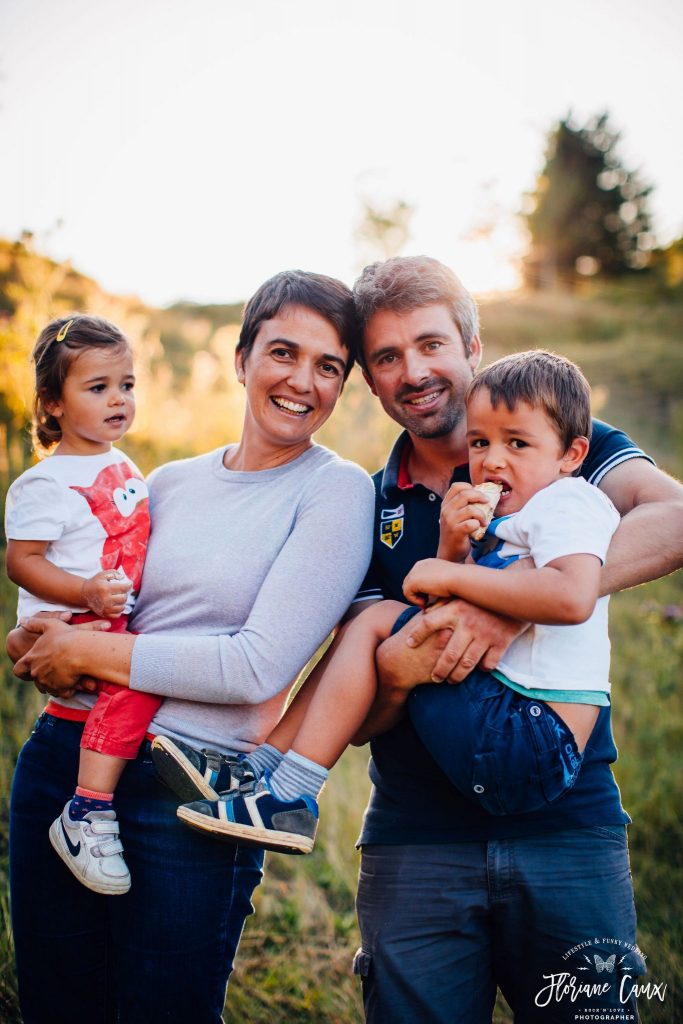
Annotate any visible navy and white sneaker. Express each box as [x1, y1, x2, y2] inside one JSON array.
[[151, 736, 256, 802], [49, 802, 131, 895], [176, 775, 318, 855]]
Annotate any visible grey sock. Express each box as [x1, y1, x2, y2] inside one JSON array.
[[244, 743, 284, 778], [269, 750, 328, 802]]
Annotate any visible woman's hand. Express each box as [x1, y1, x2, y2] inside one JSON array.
[[13, 618, 108, 698], [7, 611, 71, 671], [437, 483, 493, 561]]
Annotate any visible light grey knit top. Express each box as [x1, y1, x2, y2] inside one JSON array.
[[127, 443, 374, 752]]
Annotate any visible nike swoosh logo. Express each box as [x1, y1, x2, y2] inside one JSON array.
[[61, 819, 81, 857]]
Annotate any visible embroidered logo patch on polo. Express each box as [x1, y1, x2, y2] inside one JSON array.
[[380, 504, 404, 548]]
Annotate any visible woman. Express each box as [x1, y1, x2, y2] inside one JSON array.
[[8, 270, 375, 1024]]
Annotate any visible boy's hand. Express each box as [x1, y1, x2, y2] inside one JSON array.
[[403, 558, 461, 607], [437, 483, 496, 561], [81, 570, 131, 618]]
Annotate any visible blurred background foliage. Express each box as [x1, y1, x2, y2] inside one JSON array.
[[1, 112, 682, 1022]]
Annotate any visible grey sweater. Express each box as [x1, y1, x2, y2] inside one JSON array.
[[127, 444, 374, 752]]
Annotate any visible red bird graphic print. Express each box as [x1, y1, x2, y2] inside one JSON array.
[[70, 462, 150, 591]]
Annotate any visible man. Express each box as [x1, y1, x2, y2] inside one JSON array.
[[348, 256, 683, 1023]]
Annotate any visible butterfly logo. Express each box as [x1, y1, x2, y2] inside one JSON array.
[[594, 954, 616, 974]]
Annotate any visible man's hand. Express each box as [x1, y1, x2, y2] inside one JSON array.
[[405, 598, 527, 682], [352, 618, 453, 743]]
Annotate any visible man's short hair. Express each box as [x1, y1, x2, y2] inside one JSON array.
[[238, 270, 359, 380], [467, 350, 592, 449], [352, 256, 479, 370]]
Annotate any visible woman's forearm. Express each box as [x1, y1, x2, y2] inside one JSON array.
[[14, 621, 134, 692], [74, 630, 135, 686]]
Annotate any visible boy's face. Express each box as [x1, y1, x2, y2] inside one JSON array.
[[466, 388, 587, 515]]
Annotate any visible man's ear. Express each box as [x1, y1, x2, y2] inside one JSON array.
[[468, 335, 483, 372], [561, 435, 590, 474], [362, 368, 378, 397]]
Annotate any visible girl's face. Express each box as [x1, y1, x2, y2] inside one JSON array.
[[46, 346, 136, 455], [466, 388, 588, 514], [235, 304, 348, 465]]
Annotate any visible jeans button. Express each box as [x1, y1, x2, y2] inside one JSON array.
[[473, 784, 485, 793], [529, 705, 542, 717]]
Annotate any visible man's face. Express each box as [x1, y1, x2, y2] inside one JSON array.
[[361, 304, 482, 439]]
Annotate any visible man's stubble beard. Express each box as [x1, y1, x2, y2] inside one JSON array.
[[388, 382, 468, 440]]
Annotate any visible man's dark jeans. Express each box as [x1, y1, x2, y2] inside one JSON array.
[[356, 831, 645, 1023]]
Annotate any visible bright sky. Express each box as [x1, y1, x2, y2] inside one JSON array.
[[1, 0, 681, 306]]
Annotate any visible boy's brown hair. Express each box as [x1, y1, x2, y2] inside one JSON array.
[[466, 350, 592, 449]]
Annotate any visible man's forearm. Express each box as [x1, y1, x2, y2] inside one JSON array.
[[600, 501, 683, 596], [598, 460, 683, 596]]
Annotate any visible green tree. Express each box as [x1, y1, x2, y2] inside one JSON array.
[[522, 113, 654, 289]]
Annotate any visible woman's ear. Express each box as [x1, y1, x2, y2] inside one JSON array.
[[234, 350, 245, 384]]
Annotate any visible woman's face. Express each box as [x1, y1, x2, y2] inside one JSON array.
[[236, 303, 349, 460]]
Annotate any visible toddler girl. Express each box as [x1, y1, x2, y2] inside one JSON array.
[[5, 314, 158, 893]]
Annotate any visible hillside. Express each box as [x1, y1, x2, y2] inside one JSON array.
[[0, 242, 681, 1022]]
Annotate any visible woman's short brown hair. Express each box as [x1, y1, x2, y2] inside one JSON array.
[[237, 271, 359, 380]]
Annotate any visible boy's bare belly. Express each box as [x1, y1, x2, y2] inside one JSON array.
[[546, 701, 600, 753]]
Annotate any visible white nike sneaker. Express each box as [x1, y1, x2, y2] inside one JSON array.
[[49, 802, 131, 895]]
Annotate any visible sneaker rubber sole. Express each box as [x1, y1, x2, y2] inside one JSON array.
[[48, 817, 131, 895], [176, 804, 314, 855], [151, 735, 222, 802]]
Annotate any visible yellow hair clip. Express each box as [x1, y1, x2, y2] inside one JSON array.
[[55, 318, 75, 342]]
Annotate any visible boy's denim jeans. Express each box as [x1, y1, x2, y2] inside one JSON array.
[[10, 713, 264, 1024], [356, 832, 645, 1024]]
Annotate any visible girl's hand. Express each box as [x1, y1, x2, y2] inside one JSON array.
[[437, 483, 495, 561], [403, 558, 461, 607], [81, 570, 131, 618]]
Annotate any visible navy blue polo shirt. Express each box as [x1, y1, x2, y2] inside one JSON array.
[[357, 420, 653, 845]]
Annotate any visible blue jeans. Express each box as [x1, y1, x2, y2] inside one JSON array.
[[10, 714, 264, 1024], [409, 672, 583, 815], [356, 830, 645, 1024]]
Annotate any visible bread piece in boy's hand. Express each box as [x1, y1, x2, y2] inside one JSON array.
[[470, 482, 502, 541]]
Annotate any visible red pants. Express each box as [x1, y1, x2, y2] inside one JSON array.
[[71, 613, 163, 760]]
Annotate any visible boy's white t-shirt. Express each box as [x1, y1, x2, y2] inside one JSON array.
[[481, 476, 620, 693], [5, 449, 149, 618]]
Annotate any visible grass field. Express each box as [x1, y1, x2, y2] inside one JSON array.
[[1, 283, 681, 1022]]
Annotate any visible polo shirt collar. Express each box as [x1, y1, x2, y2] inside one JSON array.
[[380, 430, 471, 497], [379, 431, 412, 497]]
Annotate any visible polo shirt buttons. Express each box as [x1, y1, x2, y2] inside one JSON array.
[[529, 705, 542, 717], [428, 493, 437, 501], [473, 784, 485, 793]]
